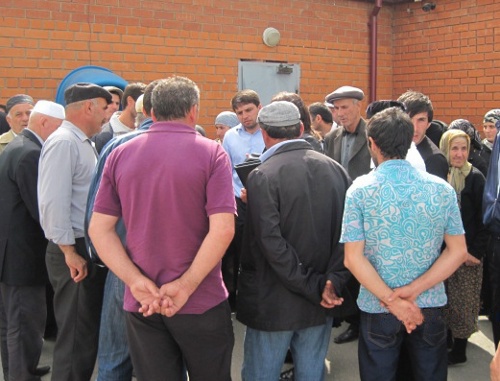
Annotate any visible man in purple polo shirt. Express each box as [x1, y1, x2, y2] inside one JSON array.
[[89, 76, 236, 381]]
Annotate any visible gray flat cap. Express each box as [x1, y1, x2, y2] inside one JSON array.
[[325, 86, 365, 106], [258, 101, 300, 127]]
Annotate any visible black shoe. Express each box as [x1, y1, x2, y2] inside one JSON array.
[[448, 352, 466, 365], [334, 325, 359, 344], [34, 366, 51, 377]]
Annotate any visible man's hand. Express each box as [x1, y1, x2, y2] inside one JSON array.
[[320, 280, 344, 308], [491, 346, 500, 381], [129, 276, 162, 317], [240, 188, 248, 204], [465, 253, 481, 267], [158, 278, 196, 317], [64, 250, 88, 283], [384, 296, 424, 333]]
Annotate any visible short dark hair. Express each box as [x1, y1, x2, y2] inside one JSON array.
[[259, 121, 301, 140], [367, 107, 414, 160], [152, 76, 199, 121], [397, 90, 434, 122], [231, 89, 260, 111], [143, 80, 161, 116], [308, 102, 333, 124], [122, 82, 146, 109]]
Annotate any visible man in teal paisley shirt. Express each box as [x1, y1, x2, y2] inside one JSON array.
[[341, 107, 467, 381]]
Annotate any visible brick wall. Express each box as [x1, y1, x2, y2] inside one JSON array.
[[1, 0, 396, 137], [393, 0, 500, 132]]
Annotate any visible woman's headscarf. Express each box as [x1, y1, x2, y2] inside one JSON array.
[[439, 129, 472, 197]]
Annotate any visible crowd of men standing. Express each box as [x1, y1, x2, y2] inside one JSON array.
[[0, 76, 500, 381]]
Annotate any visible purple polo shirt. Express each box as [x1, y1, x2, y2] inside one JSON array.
[[93, 121, 236, 314]]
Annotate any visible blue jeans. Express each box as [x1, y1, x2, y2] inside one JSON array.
[[359, 308, 447, 381], [242, 318, 333, 381], [97, 271, 133, 381]]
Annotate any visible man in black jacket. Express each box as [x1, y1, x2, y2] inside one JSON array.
[[237, 101, 352, 380], [0, 100, 65, 380], [397, 90, 448, 180]]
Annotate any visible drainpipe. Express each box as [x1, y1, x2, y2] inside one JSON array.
[[369, 0, 383, 103]]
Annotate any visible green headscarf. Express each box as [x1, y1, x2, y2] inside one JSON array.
[[439, 129, 472, 197]]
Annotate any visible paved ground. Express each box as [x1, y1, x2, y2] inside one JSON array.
[[34, 315, 495, 381]]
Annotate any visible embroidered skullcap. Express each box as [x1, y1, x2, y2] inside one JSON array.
[[215, 111, 239, 128], [258, 101, 300, 127], [135, 94, 144, 114], [32, 100, 65, 120]]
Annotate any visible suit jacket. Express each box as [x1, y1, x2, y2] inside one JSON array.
[[0, 129, 48, 286], [323, 118, 371, 180], [236, 140, 354, 331]]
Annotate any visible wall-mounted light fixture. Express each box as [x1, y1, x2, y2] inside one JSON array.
[[422, 2, 436, 11], [262, 27, 281, 47]]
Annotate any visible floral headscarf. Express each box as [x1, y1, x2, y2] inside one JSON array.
[[483, 109, 500, 127], [439, 129, 472, 198]]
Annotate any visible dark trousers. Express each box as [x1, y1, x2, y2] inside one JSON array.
[[0, 283, 46, 381], [125, 301, 234, 381], [359, 309, 447, 381], [45, 239, 107, 381], [222, 197, 246, 299], [489, 235, 500, 348]]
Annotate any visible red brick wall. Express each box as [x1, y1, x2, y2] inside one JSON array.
[[393, 0, 500, 133], [1, 0, 397, 137]]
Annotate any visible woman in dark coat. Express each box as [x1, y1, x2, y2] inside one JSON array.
[[440, 127, 489, 365]]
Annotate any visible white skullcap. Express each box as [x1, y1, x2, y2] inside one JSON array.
[[135, 94, 144, 113], [33, 100, 65, 120]]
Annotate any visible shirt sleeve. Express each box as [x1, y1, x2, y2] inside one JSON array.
[[340, 187, 366, 243], [444, 187, 466, 236], [92, 150, 122, 218], [205, 146, 236, 216], [38, 139, 77, 245]]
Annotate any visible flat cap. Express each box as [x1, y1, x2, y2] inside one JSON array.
[[325, 86, 364, 106], [32, 100, 65, 120], [64, 83, 112, 105], [6, 94, 34, 114], [215, 111, 239, 128], [258, 101, 300, 127]]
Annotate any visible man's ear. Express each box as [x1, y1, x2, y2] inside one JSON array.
[[151, 108, 158, 122]]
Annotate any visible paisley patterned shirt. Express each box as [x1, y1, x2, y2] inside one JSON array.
[[341, 159, 464, 313]]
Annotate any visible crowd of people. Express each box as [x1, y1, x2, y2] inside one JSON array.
[[0, 76, 500, 381]]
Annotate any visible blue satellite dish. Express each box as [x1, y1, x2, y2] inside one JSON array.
[[55, 65, 128, 106]]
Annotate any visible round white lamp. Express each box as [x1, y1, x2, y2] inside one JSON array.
[[262, 27, 281, 47]]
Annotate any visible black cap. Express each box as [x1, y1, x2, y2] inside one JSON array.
[[6, 94, 34, 114], [64, 83, 112, 105], [366, 100, 406, 119]]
